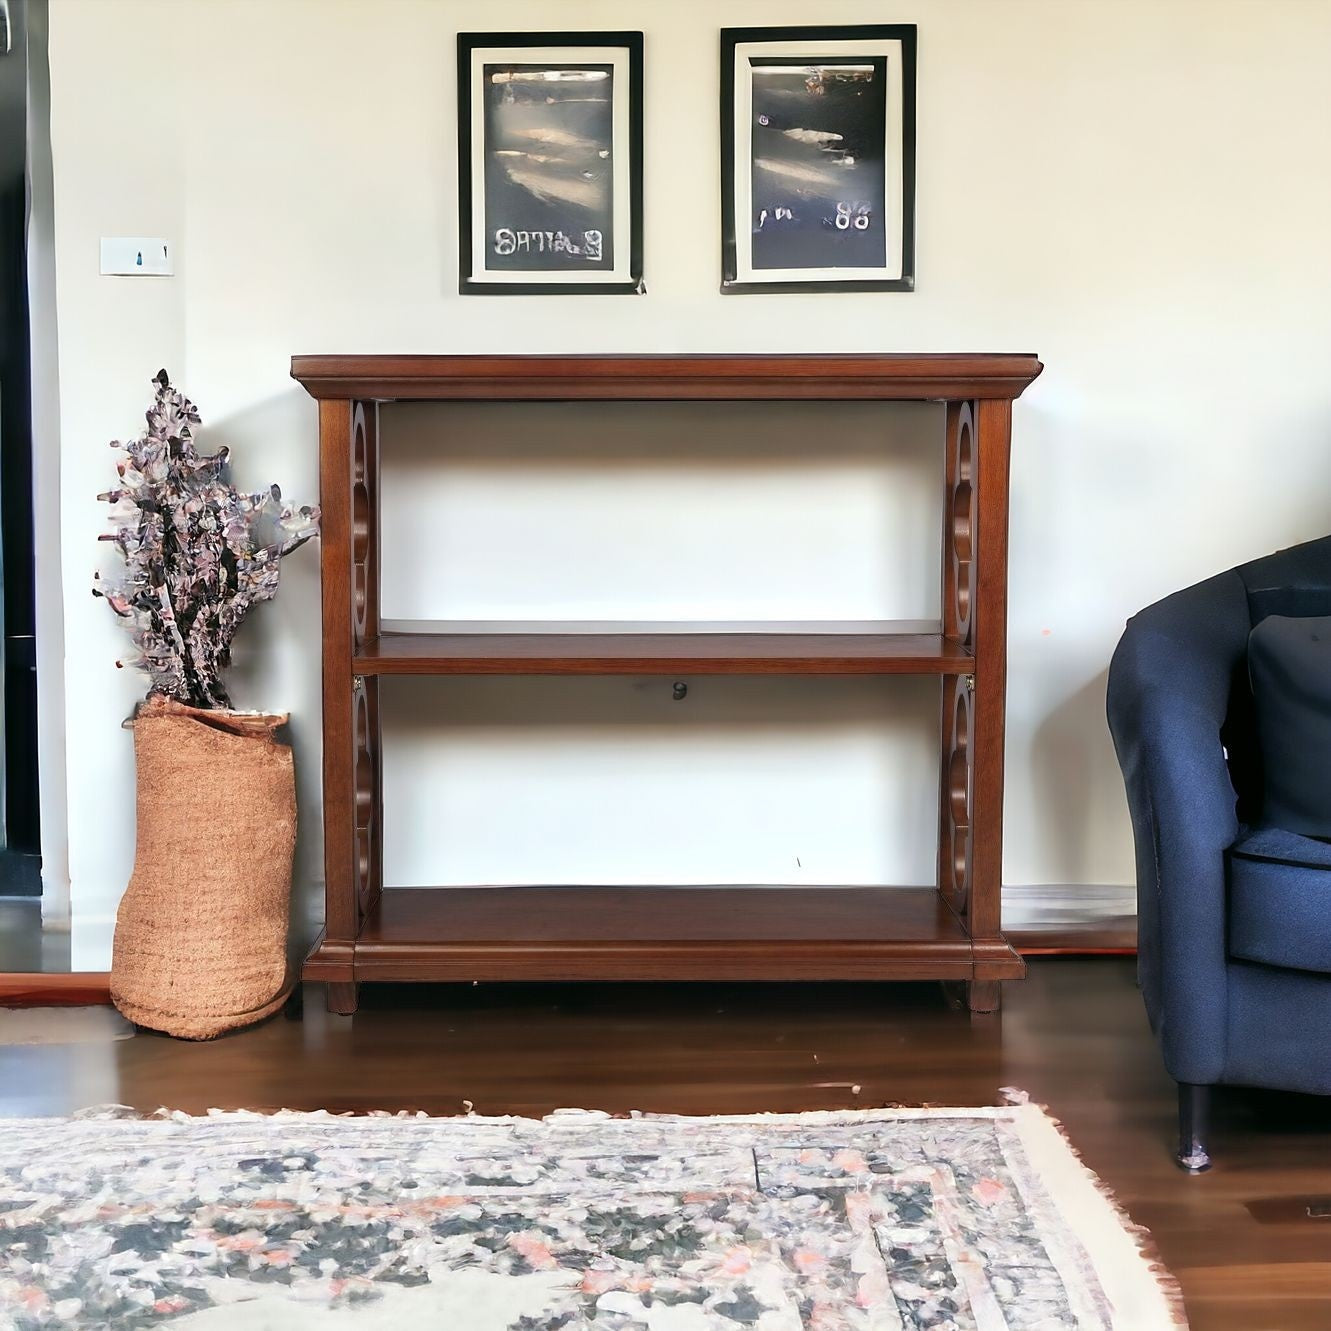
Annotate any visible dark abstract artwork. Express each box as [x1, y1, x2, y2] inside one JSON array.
[[722, 26, 916, 293], [749, 59, 887, 272], [482, 63, 615, 273], [459, 33, 643, 295]]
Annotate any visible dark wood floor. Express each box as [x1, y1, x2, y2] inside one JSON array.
[[3, 958, 1329, 1328]]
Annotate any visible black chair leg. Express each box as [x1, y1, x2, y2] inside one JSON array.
[[1177, 1082, 1212, 1173]]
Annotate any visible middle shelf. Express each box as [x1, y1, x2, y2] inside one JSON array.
[[353, 620, 974, 677]]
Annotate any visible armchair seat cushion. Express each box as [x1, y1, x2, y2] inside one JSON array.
[[1229, 827, 1331, 975]]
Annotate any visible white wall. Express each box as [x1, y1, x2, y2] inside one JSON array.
[[44, 0, 1331, 964]]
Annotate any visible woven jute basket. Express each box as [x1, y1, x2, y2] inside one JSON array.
[[111, 697, 297, 1039]]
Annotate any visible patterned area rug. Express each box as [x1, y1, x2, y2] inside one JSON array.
[[0, 1103, 1183, 1329]]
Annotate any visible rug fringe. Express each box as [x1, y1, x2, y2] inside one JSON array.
[[71, 1104, 443, 1122], [66, 1098, 1037, 1125], [1008, 1093, 1191, 1329]]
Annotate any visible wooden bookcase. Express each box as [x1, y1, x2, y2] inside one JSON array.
[[290, 354, 1043, 1015]]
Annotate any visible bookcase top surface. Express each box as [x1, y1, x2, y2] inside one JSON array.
[[290, 353, 1042, 403]]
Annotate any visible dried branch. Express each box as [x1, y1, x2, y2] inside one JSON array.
[[93, 370, 320, 709]]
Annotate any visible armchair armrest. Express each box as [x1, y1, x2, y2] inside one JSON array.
[[1107, 569, 1249, 1085]]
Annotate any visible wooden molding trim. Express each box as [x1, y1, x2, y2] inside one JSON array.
[[290, 353, 1044, 402], [0, 972, 113, 1007], [1011, 930, 1137, 956]]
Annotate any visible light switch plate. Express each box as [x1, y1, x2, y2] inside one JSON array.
[[100, 237, 173, 276]]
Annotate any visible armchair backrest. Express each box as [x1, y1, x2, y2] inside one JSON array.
[[1226, 536, 1331, 819]]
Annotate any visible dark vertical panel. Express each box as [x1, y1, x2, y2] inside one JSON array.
[[0, 0, 40, 883]]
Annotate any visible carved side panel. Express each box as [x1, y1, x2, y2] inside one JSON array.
[[351, 401, 377, 652], [939, 401, 977, 918], [350, 400, 381, 918], [940, 673, 974, 916], [310, 398, 380, 1012], [353, 675, 382, 916], [944, 401, 977, 647]]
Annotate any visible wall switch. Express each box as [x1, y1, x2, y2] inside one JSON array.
[[100, 238, 173, 276]]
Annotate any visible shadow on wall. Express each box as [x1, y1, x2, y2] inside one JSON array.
[[194, 386, 323, 909], [1029, 667, 1126, 889]]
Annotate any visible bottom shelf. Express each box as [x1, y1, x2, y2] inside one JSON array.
[[305, 886, 1026, 984]]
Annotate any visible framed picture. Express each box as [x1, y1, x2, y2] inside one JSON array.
[[721, 25, 916, 294], [457, 31, 644, 296]]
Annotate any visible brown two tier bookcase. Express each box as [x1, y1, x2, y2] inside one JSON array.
[[290, 353, 1043, 1015]]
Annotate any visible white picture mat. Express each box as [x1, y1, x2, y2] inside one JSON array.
[[732, 38, 905, 284], [469, 45, 633, 285]]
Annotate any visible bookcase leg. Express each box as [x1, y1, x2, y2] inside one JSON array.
[[968, 399, 1013, 960], [326, 982, 359, 1015], [941, 979, 1001, 1013]]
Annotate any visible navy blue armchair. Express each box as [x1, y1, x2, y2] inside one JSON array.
[[1107, 535, 1331, 1171]]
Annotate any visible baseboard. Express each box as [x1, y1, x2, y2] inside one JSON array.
[[1009, 925, 1137, 955], [0, 972, 112, 1006], [1004, 883, 1137, 954]]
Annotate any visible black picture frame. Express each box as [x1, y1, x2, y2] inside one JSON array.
[[458, 31, 644, 296], [720, 25, 917, 294]]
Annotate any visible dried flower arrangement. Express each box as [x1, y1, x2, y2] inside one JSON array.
[[93, 370, 319, 709]]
